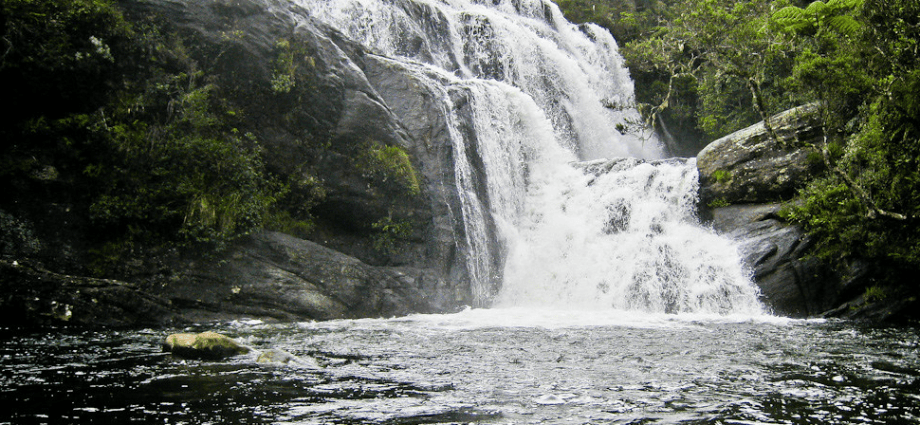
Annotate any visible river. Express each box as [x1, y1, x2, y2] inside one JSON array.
[[2, 309, 918, 424]]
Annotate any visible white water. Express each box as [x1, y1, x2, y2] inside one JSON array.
[[292, 0, 765, 315]]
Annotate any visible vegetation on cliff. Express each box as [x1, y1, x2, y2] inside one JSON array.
[[555, 0, 920, 302], [1, 0, 281, 267], [0, 0, 423, 277]]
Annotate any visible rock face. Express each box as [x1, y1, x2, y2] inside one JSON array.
[[697, 104, 824, 205], [697, 106, 835, 318], [1, 0, 476, 328], [161, 231, 451, 321], [709, 205, 836, 317], [125, 0, 472, 319]]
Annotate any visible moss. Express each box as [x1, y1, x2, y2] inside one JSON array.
[[359, 144, 421, 197], [864, 285, 887, 303], [806, 149, 825, 168], [263, 210, 315, 238], [270, 38, 316, 94], [711, 169, 732, 184], [164, 331, 250, 360], [707, 198, 731, 208]]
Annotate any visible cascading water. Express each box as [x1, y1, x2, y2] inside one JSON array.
[[497, 157, 763, 314], [293, 0, 764, 314]]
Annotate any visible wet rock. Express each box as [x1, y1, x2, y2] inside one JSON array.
[[257, 348, 320, 368], [697, 104, 824, 205], [159, 231, 452, 322], [0, 260, 178, 328], [125, 0, 472, 306], [164, 331, 251, 360], [711, 204, 835, 317], [697, 106, 839, 318]]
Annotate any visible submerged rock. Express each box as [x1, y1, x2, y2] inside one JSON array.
[[256, 348, 320, 368], [164, 331, 251, 360]]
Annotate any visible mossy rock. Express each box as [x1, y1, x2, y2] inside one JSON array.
[[163, 331, 250, 360]]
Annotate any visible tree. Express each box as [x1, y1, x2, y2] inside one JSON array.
[[619, 0, 801, 150], [781, 0, 920, 274]]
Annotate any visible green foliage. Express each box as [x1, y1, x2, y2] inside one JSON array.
[[263, 210, 315, 238], [772, 0, 864, 36], [263, 173, 326, 238], [612, 0, 801, 143], [271, 39, 297, 93], [0, 0, 133, 120], [782, 0, 920, 276], [270, 38, 316, 94], [707, 198, 731, 208], [371, 216, 412, 255], [87, 84, 281, 247], [711, 169, 732, 184], [1, 0, 284, 259], [359, 144, 421, 197], [863, 285, 886, 302]]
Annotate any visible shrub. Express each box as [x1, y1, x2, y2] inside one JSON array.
[[371, 216, 413, 255]]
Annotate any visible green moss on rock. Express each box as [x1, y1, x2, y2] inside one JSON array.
[[163, 331, 250, 360]]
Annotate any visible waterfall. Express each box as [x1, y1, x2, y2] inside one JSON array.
[[292, 0, 764, 314]]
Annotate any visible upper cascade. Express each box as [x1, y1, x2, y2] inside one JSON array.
[[289, 0, 659, 160]]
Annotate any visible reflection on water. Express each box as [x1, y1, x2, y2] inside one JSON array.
[[1, 309, 919, 424]]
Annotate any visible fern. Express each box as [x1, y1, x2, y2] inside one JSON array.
[[825, 0, 864, 13], [773, 6, 813, 32], [772, 0, 863, 35], [825, 15, 861, 36], [804, 0, 827, 17]]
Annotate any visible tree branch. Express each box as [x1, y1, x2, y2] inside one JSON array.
[[747, 77, 783, 147], [818, 132, 909, 220]]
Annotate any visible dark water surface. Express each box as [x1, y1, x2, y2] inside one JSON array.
[[2, 309, 919, 424]]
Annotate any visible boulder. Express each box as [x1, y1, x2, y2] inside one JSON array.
[[697, 104, 824, 205], [697, 105, 842, 318], [164, 331, 251, 360]]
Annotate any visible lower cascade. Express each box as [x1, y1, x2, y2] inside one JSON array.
[[296, 0, 764, 314], [496, 157, 764, 315]]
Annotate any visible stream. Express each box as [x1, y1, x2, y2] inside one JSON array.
[[2, 309, 918, 424]]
